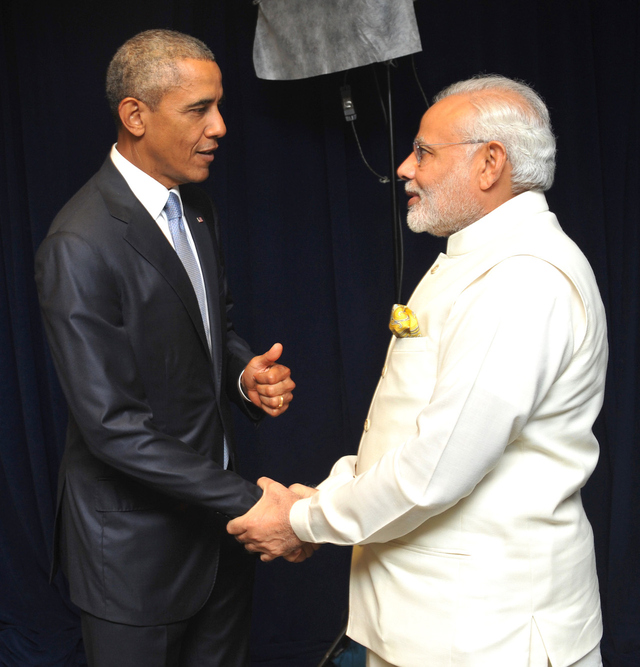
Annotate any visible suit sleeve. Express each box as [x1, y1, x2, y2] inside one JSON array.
[[291, 257, 584, 544], [36, 229, 261, 518]]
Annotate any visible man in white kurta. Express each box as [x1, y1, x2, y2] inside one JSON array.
[[228, 75, 608, 667]]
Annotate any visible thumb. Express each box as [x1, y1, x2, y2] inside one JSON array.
[[254, 343, 283, 371], [289, 484, 317, 499], [257, 476, 274, 491], [227, 517, 242, 535]]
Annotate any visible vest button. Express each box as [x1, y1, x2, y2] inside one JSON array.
[[381, 364, 387, 377], [364, 419, 370, 432], [430, 264, 439, 274]]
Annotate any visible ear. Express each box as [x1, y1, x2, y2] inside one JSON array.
[[118, 97, 147, 137], [477, 140, 508, 191]]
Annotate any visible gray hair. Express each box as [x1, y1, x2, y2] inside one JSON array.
[[434, 75, 556, 193], [106, 29, 215, 124]]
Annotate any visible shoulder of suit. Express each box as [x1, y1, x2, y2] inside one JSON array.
[[47, 172, 111, 237]]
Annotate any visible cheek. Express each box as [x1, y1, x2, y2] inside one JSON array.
[[413, 177, 432, 197], [413, 171, 433, 190], [185, 134, 204, 157]]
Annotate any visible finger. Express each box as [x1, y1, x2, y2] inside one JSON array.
[[284, 549, 306, 563], [301, 543, 316, 558], [286, 543, 316, 562], [260, 392, 291, 411], [254, 379, 292, 397], [260, 552, 277, 563], [241, 542, 264, 555], [254, 383, 287, 402], [259, 398, 292, 417], [254, 365, 292, 387]]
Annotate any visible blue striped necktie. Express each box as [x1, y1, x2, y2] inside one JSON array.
[[164, 193, 211, 351]]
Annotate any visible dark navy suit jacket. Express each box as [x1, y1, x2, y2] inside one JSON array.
[[35, 157, 262, 625]]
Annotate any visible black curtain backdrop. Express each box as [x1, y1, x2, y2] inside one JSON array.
[[1, 0, 638, 665]]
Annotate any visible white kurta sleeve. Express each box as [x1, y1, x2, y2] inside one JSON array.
[[315, 455, 357, 491], [290, 256, 585, 545]]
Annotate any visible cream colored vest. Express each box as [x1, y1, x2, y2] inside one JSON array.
[[348, 203, 607, 667]]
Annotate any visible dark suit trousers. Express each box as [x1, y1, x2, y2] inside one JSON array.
[[80, 532, 256, 667]]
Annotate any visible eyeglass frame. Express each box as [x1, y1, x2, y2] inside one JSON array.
[[412, 139, 488, 166]]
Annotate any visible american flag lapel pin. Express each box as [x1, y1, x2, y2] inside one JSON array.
[[197, 216, 204, 223]]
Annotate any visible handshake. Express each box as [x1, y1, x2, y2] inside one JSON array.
[[227, 478, 320, 563]]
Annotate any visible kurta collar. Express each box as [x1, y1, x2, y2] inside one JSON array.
[[446, 191, 550, 257]]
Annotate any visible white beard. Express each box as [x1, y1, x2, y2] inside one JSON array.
[[406, 163, 484, 237]]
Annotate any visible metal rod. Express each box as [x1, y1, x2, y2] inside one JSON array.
[[317, 622, 348, 666], [386, 61, 403, 304]]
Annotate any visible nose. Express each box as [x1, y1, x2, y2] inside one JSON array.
[[205, 107, 226, 139], [397, 153, 416, 181]]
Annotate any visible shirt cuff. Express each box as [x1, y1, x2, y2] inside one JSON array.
[[238, 369, 251, 402], [289, 497, 315, 543]]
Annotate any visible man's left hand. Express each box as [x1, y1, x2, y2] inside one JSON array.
[[242, 343, 295, 416], [228, 477, 312, 562]]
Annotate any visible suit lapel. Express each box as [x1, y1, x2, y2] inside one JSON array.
[[95, 159, 211, 360]]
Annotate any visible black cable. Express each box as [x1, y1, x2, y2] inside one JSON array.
[[351, 123, 389, 183], [410, 53, 430, 109], [341, 72, 390, 183], [372, 64, 388, 125]]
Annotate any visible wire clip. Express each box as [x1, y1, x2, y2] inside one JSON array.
[[340, 85, 357, 122]]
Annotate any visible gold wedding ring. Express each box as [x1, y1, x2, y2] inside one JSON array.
[[278, 395, 284, 408]]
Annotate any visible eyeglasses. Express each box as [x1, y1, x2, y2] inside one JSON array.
[[412, 139, 487, 166]]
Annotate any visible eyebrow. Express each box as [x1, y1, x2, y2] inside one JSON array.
[[187, 98, 214, 108], [185, 93, 225, 109]]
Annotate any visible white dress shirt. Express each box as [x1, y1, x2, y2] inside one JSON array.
[[110, 145, 211, 333]]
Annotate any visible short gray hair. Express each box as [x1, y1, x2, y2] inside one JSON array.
[[106, 29, 215, 124], [434, 75, 556, 193]]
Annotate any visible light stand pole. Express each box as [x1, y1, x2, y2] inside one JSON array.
[[385, 61, 403, 305]]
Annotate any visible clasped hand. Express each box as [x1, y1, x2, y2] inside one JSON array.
[[242, 343, 295, 416], [227, 478, 319, 563]]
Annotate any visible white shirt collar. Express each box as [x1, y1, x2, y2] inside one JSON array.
[[110, 144, 181, 220], [446, 191, 550, 257]]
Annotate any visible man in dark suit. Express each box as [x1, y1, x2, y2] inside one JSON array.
[[35, 29, 296, 667]]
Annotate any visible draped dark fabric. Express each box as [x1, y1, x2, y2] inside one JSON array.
[[1, 1, 638, 665]]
